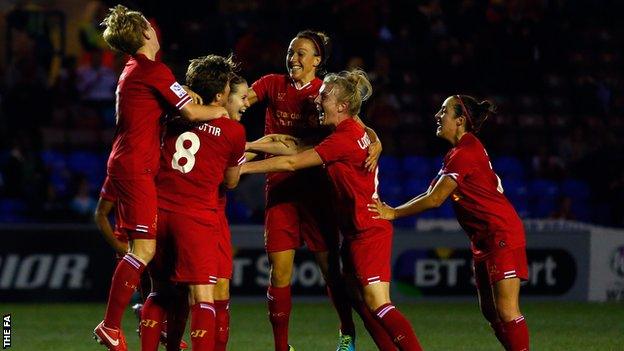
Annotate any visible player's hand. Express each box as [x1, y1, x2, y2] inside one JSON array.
[[365, 139, 382, 172], [368, 197, 396, 220], [268, 134, 300, 145], [183, 85, 203, 105]]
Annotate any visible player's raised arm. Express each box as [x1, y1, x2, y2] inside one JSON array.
[[180, 101, 228, 122], [246, 134, 307, 156], [369, 175, 457, 220], [241, 148, 323, 174]]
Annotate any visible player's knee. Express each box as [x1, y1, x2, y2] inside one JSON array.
[[214, 280, 230, 300], [130, 241, 156, 263], [270, 264, 293, 286], [495, 300, 521, 322], [362, 289, 387, 311]]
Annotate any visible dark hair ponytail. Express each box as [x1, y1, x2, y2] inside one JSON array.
[[454, 95, 497, 134], [295, 30, 332, 76]]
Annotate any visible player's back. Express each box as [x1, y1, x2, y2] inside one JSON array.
[[157, 117, 246, 217], [442, 133, 524, 245], [315, 118, 391, 238], [108, 54, 193, 179]]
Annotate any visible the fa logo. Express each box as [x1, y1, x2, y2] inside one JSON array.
[[190, 329, 208, 338]]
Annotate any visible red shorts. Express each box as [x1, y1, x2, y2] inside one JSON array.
[[216, 211, 233, 279], [109, 178, 158, 239], [264, 175, 339, 253], [473, 246, 529, 285], [343, 232, 393, 286], [154, 209, 219, 285]]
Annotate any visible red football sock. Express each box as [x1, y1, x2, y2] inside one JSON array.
[[327, 285, 356, 337], [491, 321, 510, 349], [374, 303, 423, 351], [267, 285, 292, 351], [165, 287, 189, 351], [190, 302, 216, 351], [104, 253, 146, 329], [214, 299, 230, 351], [140, 293, 166, 351], [353, 300, 396, 350], [503, 316, 529, 351]]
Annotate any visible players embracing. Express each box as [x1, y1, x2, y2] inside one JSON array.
[[139, 55, 246, 351], [94, 5, 229, 351]]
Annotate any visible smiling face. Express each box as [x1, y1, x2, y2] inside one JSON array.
[[226, 82, 250, 121], [286, 37, 321, 84], [434, 96, 465, 144]]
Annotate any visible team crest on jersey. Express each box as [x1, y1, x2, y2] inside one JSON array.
[[277, 92, 286, 101], [169, 82, 187, 98]]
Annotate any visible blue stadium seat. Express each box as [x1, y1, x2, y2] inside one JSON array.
[[402, 156, 433, 178], [502, 179, 529, 218], [0, 199, 27, 222], [436, 200, 455, 218], [528, 179, 560, 218], [378, 156, 402, 177], [493, 156, 526, 181], [560, 179, 591, 220]]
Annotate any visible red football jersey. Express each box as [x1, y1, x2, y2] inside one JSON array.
[[157, 117, 246, 217], [107, 54, 193, 179], [252, 74, 328, 190], [314, 118, 392, 239], [435, 133, 525, 259]]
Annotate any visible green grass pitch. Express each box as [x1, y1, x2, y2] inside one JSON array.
[[4, 301, 623, 350]]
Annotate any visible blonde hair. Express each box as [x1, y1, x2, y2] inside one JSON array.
[[323, 69, 372, 116], [101, 5, 148, 55]]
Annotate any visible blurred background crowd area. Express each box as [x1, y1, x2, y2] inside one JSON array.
[[0, 0, 623, 227]]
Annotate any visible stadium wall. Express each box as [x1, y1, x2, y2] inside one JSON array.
[[0, 221, 622, 302]]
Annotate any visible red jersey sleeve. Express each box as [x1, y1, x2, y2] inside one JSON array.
[[227, 123, 247, 167], [441, 148, 475, 186], [147, 62, 193, 110], [251, 74, 277, 104], [314, 131, 351, 164]]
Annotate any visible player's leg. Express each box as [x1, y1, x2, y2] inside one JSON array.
[[265, 200, 301, 351], [302, 196, 356, 350], [313, 250, 356, 350], [473, 260, 508, 348], [353, 237, 422, 351], [214, 213, 233, 351], [341, 246, 396, 350], [140, 281, 168, 351], [267, 249, 296, 351], [103, 238, 155, 326], [95, 178, 158, 351], [490, 248, 530, 351], [165, 284, 190, 351], [214, 279, 231, 351], [189, 284, 217, 351]]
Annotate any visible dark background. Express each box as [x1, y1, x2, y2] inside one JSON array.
[[1, 0, 623, 228]]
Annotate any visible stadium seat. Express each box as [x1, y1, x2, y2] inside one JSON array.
[[402, 156, 433, 178], [378, 156, 402, 177], [503, 179, 529, 218], [493, 156, 526, 180], [436, 200, 455, 218], [0, 199, 27, 222], [528, 179, 560, 218]]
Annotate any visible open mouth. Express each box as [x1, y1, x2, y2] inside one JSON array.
[[317, 106, 325, 124]]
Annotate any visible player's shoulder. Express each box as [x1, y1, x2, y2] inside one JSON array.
[[212, 117, 245, 135], [255, 73, 287, 86]]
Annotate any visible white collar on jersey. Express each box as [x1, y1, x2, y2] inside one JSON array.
[[290, 77, 312, 91]]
